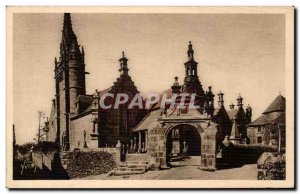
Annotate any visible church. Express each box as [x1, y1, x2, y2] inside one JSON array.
[[45, 13, 253, 170], [46, 13, 147, 151]]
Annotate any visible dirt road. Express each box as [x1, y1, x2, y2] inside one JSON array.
[[82, 164, 257, 180]]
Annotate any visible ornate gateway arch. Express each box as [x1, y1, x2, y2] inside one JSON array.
[[146, 117, 218, 171]]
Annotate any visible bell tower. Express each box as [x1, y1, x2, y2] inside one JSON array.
[[182, 41, 205, 97], [54, 13, 87, 150]]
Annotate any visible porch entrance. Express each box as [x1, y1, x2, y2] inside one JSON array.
[[166, 124, 201, 166]]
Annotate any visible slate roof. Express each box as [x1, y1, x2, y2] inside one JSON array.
[[263, 95, 285, 114], [167, 107, 203, 119], [248, 95, 286, 127], [76, 95, 93, 114], [133, 109, 161, 132], [248, 112, 285, 127], [76, 95, 93, 106], [75, 88, 112, 116], [133, 106, 204, 132], [271, 112, 286, 125], [248, 115, 271, 126]]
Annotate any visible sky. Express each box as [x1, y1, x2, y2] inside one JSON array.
[[13, 13, 285, 144]]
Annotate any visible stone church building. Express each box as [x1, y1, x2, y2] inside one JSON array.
[[46, 13, 147, 151], [46, 13, 254, 170], [131, 42, 253, 170]]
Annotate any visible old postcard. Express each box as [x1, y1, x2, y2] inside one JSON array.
[[6, 6, 294, 189]]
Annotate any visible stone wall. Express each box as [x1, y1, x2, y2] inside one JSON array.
[[218, 143, 278, 169], [147, 121, 167, 170], [32, 150, 56, 171], [70, 114, 95, 151], [247, 126, 265, 144], [146, 120, 218, 171], [200, 122, 218, 171], [257, 152, 285, 180]]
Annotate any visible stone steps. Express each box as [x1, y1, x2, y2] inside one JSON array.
[[127, 163, 148, 168], [108, 158, 149, 177], [126, 153, 147, 162], [112, 169, 145, 176], [117, 167, 147, 171]]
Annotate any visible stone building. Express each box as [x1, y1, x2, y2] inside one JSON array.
[[46, 13, 147, 151], [45, 13, 256, 170], [131, 42, 252, 170], [247, 95, 286, 149], [226, 96, 253, 144]]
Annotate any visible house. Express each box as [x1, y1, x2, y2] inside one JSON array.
[[247, 95, 286, 149]]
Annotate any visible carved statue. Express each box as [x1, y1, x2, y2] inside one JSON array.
[[83, 130, 88, 148]]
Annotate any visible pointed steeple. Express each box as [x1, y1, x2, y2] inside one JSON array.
[[63, 13, 73, 33], [182, 41, 204, 98], [61, 13, 78, 52], [187, 41, 194, 61], [119, 51, 129, 75]]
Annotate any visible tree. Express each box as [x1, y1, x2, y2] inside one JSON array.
[[34, 111, 46, 143]]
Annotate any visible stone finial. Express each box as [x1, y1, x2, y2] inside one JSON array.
[[173, 76, 179, 86], [119, 51, 129, 75], [171, 76, 181, 94], [217, 90, 224, 107], [187, 41, 194, 60], [246, 104, 252, 110], [237, 93, 243, 108]]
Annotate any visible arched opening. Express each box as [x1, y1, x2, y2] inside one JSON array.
[[166, 124, 201, 165]]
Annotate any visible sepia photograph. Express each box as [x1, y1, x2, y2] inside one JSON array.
[[6, 6, 294, 188]]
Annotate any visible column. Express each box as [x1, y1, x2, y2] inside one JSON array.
[[138, 132, 142, 153], [145, 131, 148, 152], [133, 137, 137, 152]]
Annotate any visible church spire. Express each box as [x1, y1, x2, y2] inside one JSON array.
[[63, 13, 73, 33], [187, 41, 194, 61], [182, 41, 204, 98], [61, 13, 78, 53], [119, 51, 129, 75]]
